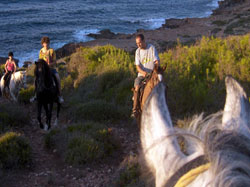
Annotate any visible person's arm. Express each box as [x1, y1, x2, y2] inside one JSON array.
[[4, 61, 8, 72], [153, 46, 160, 66], [136, 65, 147, 77], [48, 49, 56, 67], [39, 49, 42, 59], [13, 61, 17, 72]]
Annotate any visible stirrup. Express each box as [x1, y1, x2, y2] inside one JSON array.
[[131, 110, 139, 118], [58, 96, 64, 103]]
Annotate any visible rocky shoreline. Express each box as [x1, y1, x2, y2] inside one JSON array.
[[1, 0, 249, 65], [56, 0, 250, 59]]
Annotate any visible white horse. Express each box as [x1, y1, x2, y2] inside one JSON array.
[[0, 71, 27, 102], [140, 76, 250, 187]]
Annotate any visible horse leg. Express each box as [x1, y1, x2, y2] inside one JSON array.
[[54, 102, 61, 126], [37, 102, 44, 129], [9, 86, 17, 102], [43, 103, 52, 130]]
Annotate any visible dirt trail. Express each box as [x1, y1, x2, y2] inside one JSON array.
[[0, 99, 140, 187]]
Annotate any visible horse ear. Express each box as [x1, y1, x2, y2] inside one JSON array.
[[154, 63, 159, 71], [35, 61, 38, 65], [222, 76, 250, 130], [162, 66, 167, 72]]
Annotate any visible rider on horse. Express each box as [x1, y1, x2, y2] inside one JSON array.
[[131, 34, 160, 118], [4, 52, 16, 90], [30, 36, 64, 103]]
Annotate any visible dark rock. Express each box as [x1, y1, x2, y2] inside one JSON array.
[[55, 43, 84, 59], [87, 29, 116, 39], [162, 18, 191, 29], [23, 61, 32, 68], [136, 29, 145, 33], [213, 0, 245, 15], [0, 57, 19, 67]]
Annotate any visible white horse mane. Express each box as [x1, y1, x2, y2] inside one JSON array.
[[140, 76, 250, 187]]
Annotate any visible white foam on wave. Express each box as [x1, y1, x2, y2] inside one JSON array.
[[119, 17, 165, 29], [16, 49, 38, 67], [210, 0, 219, 8], [16, 42, 67, 67], [73, 29, 99, 42], [144, 18, 166, 29]]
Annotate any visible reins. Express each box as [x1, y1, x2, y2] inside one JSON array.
[[164, 155, 210, 187]]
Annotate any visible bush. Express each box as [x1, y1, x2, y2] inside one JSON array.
[[114, 155, 144, 187], [18, 85, 35, 104], [0, 103, 30, 132], [160, 35, 250, 116], [0, 132, 31, 168], [44, 121, 120, 165], [74, 100, 129, 122]]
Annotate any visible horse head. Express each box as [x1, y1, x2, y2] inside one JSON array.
[[141, 64, 167, 111], [35, 59, 53, 92], [140, 76, 250, 187], [18, 71, 27, 89]]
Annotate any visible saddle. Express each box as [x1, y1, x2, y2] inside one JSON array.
[[135, 73, 152, 114]]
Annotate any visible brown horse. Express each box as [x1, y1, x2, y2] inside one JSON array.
[[135, 64, 166, 127]]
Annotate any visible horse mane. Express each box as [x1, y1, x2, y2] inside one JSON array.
[[35, 59, 53, 89], [180, 113, 250, 187]]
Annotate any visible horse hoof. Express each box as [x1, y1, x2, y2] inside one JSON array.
[[54, 118, 58, 126], [44, 124, 48, 131]]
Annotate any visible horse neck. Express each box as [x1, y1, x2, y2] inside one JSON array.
[[141, 72, 159, 110], [141, 83, 183, 185], [141, 83, 205, 186]]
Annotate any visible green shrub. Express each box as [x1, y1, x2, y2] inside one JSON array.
[[44, 122, 120, 165], [160, 35, 250, 116], [74, 100, 128, 122], [61, 36, 249, 120], [61, 75, 73, 91], [114, 155, 145, 187], [0, 132, 31, 168], [0, 103, 30, 132], [117, 163, 141, 187], [18, 85, 35, 104]]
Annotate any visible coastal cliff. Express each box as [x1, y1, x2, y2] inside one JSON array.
[[56, 0, 250, 59]]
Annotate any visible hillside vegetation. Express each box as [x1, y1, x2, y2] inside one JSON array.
[[59, 34, 250, 119], [1, 34, 249, 186]]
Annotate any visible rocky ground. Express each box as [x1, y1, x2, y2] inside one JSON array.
[[0, 98, 140, 187]]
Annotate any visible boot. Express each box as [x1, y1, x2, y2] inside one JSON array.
[[131, 90, 140, 118]]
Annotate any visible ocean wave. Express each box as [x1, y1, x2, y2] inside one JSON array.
[[144, 18, 166, 29], [208, 0, 219, 8], [73, 29, 99, 42], [119, 17, 165, 29]]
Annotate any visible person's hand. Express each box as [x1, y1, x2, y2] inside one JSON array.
[[143, 71, 147, 77]]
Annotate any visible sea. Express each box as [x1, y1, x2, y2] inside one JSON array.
[[0, 0, 219, 66]]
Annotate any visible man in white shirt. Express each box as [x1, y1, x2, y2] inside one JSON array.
[[132, 34, 160, 117]]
